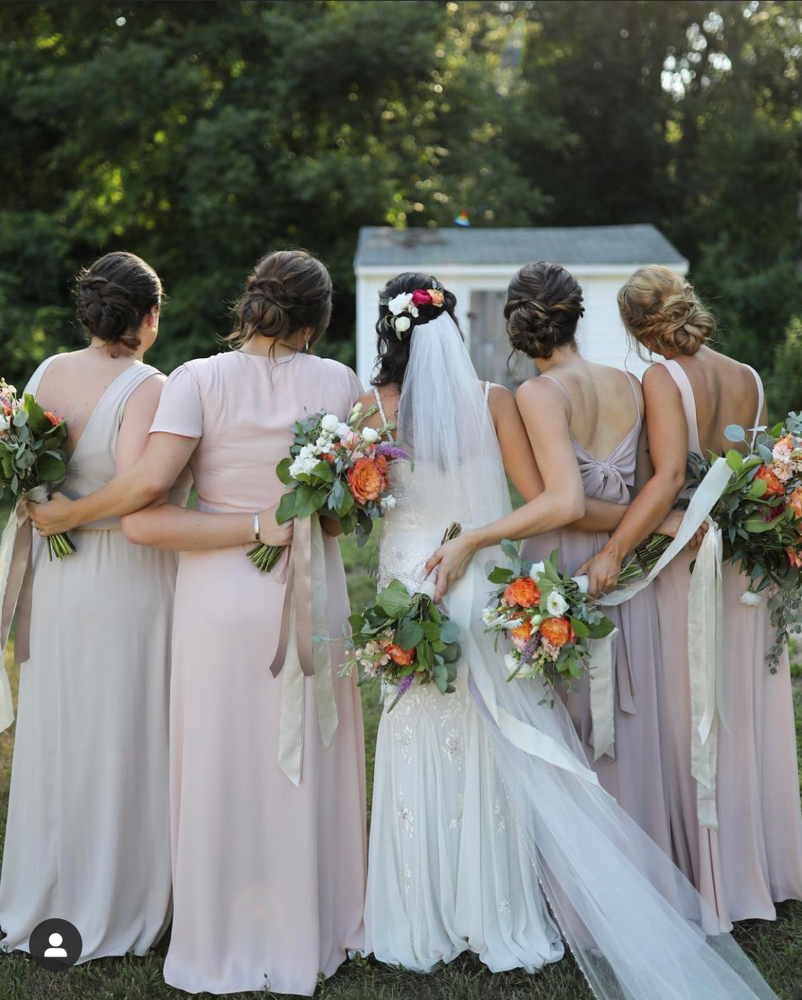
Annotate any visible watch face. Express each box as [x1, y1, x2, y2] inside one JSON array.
[[29, 919, 83, 972]]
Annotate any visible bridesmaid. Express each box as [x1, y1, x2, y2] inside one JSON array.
[[581, 265, 802, 929], [0, 252, 191, 961], [30, 249, 367, 994], [430, 262, 674, 855]]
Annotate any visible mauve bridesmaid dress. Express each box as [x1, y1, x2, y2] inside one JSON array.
[[149, 351, 367, 996], [522, 372, 673, 858], [652, 357, 802, 931]]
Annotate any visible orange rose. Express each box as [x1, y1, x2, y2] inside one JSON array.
[[347, 456, 388, 505], [755, 465, 784, 497], [540, 616, 576, 648], [511, 621, 533, 643], [43, 411, 62, 427], [428, 288, 445, 307], [503, 576, 541, 608], [385, 643, 415, 666], [787, 486, 802, 521], [788, 547, 802, 570]]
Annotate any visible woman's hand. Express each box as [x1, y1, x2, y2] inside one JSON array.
[[424, 532, 478, 602], [656, 508, 708, 550], [259, 504, 295, 548], [575, 547, 624, 599], [27, 492, 76, 536]]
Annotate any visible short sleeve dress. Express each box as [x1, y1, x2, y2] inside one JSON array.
[[149, 350, 367, 997]]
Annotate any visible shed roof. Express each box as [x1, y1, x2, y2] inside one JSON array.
[[355, 224, 687, 269]]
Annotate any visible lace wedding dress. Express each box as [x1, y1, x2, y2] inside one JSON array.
[[362, 311, 781, 1000]]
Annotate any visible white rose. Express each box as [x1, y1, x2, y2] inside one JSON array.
[[546, 590, 569, 617], [0, 414, 9, 432], [362, 427, 380, 444], [320, 413, 340, 433], [388, 292, 412, 315], [394, 315, 411, 334], [739, 589, 762, 607], [529, 561, 546, 580]]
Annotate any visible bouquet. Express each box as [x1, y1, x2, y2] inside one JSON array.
[[484, 542, 615, 699], [688, 415, 802, 672], [0, 378, 75, 560], [248, 402, 407, 572], [341, 578, 461, 711]]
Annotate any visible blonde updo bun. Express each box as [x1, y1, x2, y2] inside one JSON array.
[[617, 265, 715, 357]]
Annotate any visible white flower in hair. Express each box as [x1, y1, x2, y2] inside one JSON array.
[[739, 589, 762, 607], [394, 315, 411, 334], [388, 292, 418, 317]]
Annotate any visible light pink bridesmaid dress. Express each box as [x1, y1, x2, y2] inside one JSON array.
[[652, 358, 802, 930], [149, 351, 367, 996], [522, 373, 672, 857]]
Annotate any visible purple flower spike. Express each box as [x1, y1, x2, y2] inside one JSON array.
[[387, 673, 415, 713], [521, 632, 541, 662], [375, 443, 410, 462]]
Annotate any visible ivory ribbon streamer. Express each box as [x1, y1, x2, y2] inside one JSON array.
[[459, 566, 600, 786], [687, 519, 725, 830], [570, 458, 734, 779], [0, 485, 51, 735], [270, 514, 339, 786], [587, 628, 619, 762]]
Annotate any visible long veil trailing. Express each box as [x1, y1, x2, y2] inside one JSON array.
[[396, 312, 779, 1000]]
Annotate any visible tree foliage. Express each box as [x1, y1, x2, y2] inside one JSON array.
[[0, 1, 799, 409]]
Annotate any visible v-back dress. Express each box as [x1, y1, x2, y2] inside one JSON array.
[[653, 358, 802, 929], [150, 351, 367, 996], [522, 373, 673, 857], [364, 385, 564, 975], [0, 357, 189, 962]]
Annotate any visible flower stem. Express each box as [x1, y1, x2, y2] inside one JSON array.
[[247, 542, 286, 573]]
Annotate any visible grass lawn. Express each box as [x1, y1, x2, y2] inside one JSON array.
[[0, 535, 800, 999]]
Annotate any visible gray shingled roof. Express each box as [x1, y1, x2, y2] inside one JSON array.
[[355, 225, 687, 269]]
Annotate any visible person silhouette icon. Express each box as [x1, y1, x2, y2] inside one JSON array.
[[44, 932, 68, 959]]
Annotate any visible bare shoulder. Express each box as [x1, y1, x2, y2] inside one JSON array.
[[487, 382, 517, 415], [516, 375, 570, 412], [127, 370, 167, 407], [642, 361, 679, 394]]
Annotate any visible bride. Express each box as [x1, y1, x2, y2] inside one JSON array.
[[359, 271, 780, 1000]]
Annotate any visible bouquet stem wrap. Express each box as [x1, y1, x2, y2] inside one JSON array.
[[583, 457, 735, 829], [587, 629, 619, 762], [0, 485, 51, 731], [269, 513, 338, 786]]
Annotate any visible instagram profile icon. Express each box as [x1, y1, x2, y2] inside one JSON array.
[[29, 918, 82, 972]]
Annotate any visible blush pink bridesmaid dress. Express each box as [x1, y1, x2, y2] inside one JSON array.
[[149, 351, 367, 996], [653, 358, 802, 931], [522, 373, 673, 858]]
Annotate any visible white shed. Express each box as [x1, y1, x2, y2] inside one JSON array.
[[354, 225, 688, 388]]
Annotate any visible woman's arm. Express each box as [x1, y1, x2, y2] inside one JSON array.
[[576, 364, 688, 596], [426, 378, 586, 600]]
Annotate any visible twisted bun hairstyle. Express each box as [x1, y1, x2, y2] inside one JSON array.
[[227, 249, 332, 351], [505, 262, 585, 360], [76, 251, 163, 354], [618, 265, 716, 357], [371, 272, 460, 387]]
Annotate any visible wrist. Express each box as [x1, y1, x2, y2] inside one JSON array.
[[464, 528, 483, 554], [602, 538, 626, 563]]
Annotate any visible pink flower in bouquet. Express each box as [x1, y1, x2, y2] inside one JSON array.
[[764, 504, 785, 523], [44, 411, 63, 427], [511, 621, 533, 651], [342, 431, 361, 449]]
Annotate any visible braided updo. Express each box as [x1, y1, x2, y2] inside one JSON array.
[[76, 251, 163, 354], [372, 272, 460, 387], [505, 262, 585, 360], [227, 249, 332, 351], [617, 265, 715, 357]]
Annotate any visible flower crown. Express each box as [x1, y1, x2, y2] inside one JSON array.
[[379, 285, 446, 338]]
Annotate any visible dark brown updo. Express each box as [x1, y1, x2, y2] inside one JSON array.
[[227, 249, 332, 351], [76, 251, 163, 354], [618, 265, 716, 357], [505, 262, 585, 360], [372, 272, 460, 387]]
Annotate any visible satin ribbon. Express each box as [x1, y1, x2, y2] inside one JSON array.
[[269, 514, 339, 786], [0, 486, 51, 709], [587, 628, 620, 762], [688, 518, 725, 830]]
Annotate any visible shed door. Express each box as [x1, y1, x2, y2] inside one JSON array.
[[468, 290, 537, 388]]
